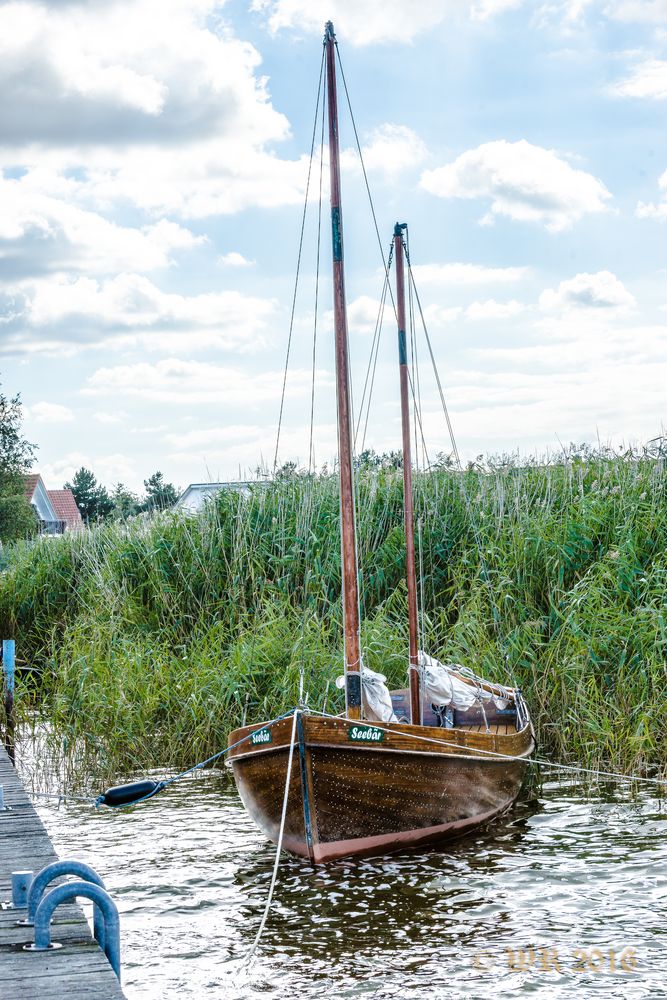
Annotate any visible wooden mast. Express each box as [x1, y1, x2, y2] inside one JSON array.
[[394, 223, 421, 725], [325, 21, 362, 719]]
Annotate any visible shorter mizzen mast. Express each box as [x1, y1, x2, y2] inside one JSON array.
[[394, 223, 421, 725], [325, 21, 362, 719]]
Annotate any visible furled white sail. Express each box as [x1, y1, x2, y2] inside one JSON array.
[[335, 665, 398, 723], [419, 652, 511, 711]]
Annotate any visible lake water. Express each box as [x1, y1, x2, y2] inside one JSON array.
[[17, 756, 667, 999]]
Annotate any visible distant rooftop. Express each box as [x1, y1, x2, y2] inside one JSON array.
[[47, 489, 84, 531], [175, 481, 255, 512], [24, 473, 41, 500]]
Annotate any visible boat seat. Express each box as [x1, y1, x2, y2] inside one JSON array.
[[390, 689, 517, 731]]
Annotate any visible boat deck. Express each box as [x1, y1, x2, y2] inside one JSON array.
[[457, 723, 516, 734]]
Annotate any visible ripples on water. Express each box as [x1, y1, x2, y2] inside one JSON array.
[[17, 755, 666, 1000]]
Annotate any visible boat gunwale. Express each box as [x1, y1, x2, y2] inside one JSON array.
[[226, 712, 535, 766]]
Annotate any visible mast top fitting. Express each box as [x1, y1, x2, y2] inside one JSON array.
[[394, 222, 407, 236]]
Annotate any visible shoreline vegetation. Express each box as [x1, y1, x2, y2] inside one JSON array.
[[1, 451, 666, 783]]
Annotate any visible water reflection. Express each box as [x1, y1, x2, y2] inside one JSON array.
[[16, 749, 667, 1000]]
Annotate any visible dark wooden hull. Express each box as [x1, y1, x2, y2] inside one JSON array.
[[228, 713, 534, 863]]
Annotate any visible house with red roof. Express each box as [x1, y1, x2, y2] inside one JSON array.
[[47, 489, 84, 532], [24, 475, 84, 534]]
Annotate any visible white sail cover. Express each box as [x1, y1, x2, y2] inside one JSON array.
[[335, 665, 398, 723], [419, 652, 511, 711]]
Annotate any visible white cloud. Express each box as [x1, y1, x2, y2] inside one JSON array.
[[557, 0, 593, 19], [410, 311, 667, 460], [166, 421, 339, 472], [73, 146, 310, 219], [411, 262, 529, 285], [346, 295, 385, 334], [252, 1, 522, 45], [27, 401, 74, 423], [0, 173, 205, 278], [424, 305, 464, 325], [342, 124, 428, 176], [93, 411, 126, 425], [612, 59, 667, 100], [0, 1, 311, 222], [0, 1, 287, 148], [472, 0, 523, 16], [218, 252, 255, 268], [539, 271, 635, 312], [166, 424, 267, 449], [636, 169, 667, 220], [40, 451, 137, 491], [605, 1, 667, 23], [541, 1, 667, 27], [0, 274, 277, 355], [466, 299, 526, 319], [84, 358, 332, 404], [420, 139, 612, 231]]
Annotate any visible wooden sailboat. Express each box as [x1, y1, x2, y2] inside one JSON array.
[[227, 22, 534, 864]]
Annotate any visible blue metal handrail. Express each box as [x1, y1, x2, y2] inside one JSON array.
[[26, 881, 121, 981], [23, 859, 107, 949]]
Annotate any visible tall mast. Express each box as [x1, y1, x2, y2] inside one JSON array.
[[394, 223, 421, 725], [325, 22, 362, 719]]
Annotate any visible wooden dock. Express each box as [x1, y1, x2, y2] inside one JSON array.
[[0, 746, 127, 999]]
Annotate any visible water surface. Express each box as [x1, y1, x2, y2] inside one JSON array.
[[18, 758, 666, 999]]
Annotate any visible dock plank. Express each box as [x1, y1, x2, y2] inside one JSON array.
[[0, 746, 127, 999]]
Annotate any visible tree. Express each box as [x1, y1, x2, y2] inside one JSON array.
[[354, 449, 403, 471], [64, 468, 113, 523], [0, 388, 38, 543], [142, 471, 178, 512], [110, 483, 140, 521]]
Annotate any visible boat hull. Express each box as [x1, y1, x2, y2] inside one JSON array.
[[228, 714, 533, 863]]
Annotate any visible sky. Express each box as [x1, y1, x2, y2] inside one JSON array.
[[1, 0, 667, 494]]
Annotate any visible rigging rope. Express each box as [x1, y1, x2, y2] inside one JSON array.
[[334, 44, 398, 322], [298, 72, 328, 706], [308, 77, 327, 477], [354, 240, 393, 452], [403, 242, 461, 469], [273, 49, 325, 472], [403, 239, 517, 684]]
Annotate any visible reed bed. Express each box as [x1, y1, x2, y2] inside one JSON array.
[[1, 455, 665, 782]]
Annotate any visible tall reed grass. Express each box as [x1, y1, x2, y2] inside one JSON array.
[[1, 455, 665, 780]]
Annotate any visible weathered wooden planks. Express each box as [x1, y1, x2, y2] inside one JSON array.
[[228, 710, 533, 862], [0, 746, 127, 999]]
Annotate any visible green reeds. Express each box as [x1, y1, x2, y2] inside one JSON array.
[[1, 455, 665, 781]]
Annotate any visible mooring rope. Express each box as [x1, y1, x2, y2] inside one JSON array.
[[21, 709, 299, 809], [26, 789, 97, 806], [306, 709, 667, 787], [25, 704, 665, 814], [241, 709, 298, 968]]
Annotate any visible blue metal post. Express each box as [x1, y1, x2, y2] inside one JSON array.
[[12, 871, 33, 908], [28, 881, 121, 981], [24, 859, 107, 950], [2, 639, 15, 764]]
